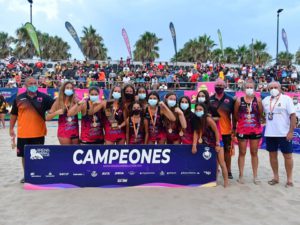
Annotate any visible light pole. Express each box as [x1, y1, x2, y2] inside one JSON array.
[[27, 0, 33, 24], [276, 8, 283, 64]]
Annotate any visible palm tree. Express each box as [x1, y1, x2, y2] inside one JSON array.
[[81, 25, 107, 60], [236, 45, 250, 64], [252, 40, 268, 64], [197, 34, 216, 61], [49, 36, 71, 60], [211, 48, 223, 63], [278, 51, 294, 66], [295, 49, 300, 65], [13, 26, 35, 59], [0, 32, 14, 59], [224, 47, 237, 63], [133, 32, 162, 62]]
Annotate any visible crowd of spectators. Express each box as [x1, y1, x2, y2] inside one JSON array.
[[0, 57, 299, 92]]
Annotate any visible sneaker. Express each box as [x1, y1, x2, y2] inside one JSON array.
[[20, 178, 25, 184], [228, 172, 233, 179]]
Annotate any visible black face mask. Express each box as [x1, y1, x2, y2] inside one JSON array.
[[215, 87, 224, 95], [125, 93, 134, 100], [133, 109, 141, 115]]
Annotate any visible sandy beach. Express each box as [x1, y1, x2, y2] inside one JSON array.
[[0, 121, 300, 225]]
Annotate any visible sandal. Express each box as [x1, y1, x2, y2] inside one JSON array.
[[285, 182, 294, 188], [268, 179, 279, 185], [237, 177, 245, 184], [253, 178, 261, 185], [20, 178, 25, 184]]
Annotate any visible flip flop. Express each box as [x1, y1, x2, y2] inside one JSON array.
[[20, 178, 25, 184], [268, 179, 279, 185], [253, 178, 261, 185], [285, 182, 294, 188]]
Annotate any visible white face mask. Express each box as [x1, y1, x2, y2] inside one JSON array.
[[198, 97, 206, 103], [270, 88, 280, 97], [245, 88, 254, 96]]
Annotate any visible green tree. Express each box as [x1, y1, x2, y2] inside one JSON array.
[[0, 32, 14, 59], [236, 45, 251, 64], [295, 49, 300, 64], [211, 48, 223, 63], [197, 34, 216, 62], [224, 47, 237, 63], [13, 26, 35, 59], [133, 32, 162, 62], [81, 25, 107, 60], [278, 51, 294, 66]]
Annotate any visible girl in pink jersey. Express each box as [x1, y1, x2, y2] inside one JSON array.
[[144, 91, 176, 144], [126, 101, 149, 144], [234, 80, 263, 184], [163, 92, 187, 144], [78, 87, 105, 144], [192, 103, 228, 187], [102, 86, 126, 144], [46, 81, 81, 145], [178, 96, 193, 144]]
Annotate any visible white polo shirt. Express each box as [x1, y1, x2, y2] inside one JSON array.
[[262, 94, 295, 137]]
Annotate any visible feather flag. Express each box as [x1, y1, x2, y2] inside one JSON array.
[[282, 28, 289, 53], [169, 22, 177, 59], [24, 22, 41, 56], [65, 21, 84, 55], [122, 28, 132, 59], [217, 29, 224, 57]]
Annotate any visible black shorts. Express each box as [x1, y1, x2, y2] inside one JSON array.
[[17, 137, 45, 157], [222, 135, 232, 152], [266, 137, 293, 154], [237, 133, 262, 140]]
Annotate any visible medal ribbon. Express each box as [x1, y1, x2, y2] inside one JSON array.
[[269, 95, 280, 115], [149, 107, 158, 131]]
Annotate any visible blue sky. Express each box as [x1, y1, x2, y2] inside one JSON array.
[[0, 0, 299, 61]]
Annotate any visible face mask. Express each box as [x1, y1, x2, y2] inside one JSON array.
[[138, 93, 146, 100], [270, 89, 279, 97], [215, 87, 224, 95], [195, 111, 204, 118], [64, 89, 73, 96], [180, 103, 189, 111], [167, 100, 176, 108], [245, 88, 254, 96], [27, 85, 38, 93], [125, 93, 134, 100], [198, 97, 206, 103], [293, 100, 298, 104], [112, 92, 121, 100], [148, 99, 158, 106], [133, 109, 141, 115], [90, 95, 99, 102]]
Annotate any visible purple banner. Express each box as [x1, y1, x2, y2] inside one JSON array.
[[24, 144, 217, 190], [122, 28, 132, 59]]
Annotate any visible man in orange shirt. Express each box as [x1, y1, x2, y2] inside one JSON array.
[[10, 77, 54, 183], [98, 69, 106, 88]]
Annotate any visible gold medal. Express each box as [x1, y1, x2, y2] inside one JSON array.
[[247, 114, 251, 120], [179, 130, 184, 136], [92, 122, 97, 128], [105, 108, 112, 117], [67, 116, 72, 122], [111, 121, 118, 129], [168, 128, 173, 134], [198, 137, 203, 144]]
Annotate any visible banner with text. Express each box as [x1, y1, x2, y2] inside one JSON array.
[[24, 144, 217, 190]]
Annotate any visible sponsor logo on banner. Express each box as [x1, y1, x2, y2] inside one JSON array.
[[117, 179, 128, 183], [30, 172, 41, 178], [45, 172, 55, 178], [181, 172, 197, 175], [115, 172, 124, 175], [73, 173, 85, 176], [59, 173, 69, 176], [204, 171, 211, 175], [166, 172, 177, 175], [128, 171, 135, 175], [91, 171, 98, 177], [159, 171, 165, 176], [140, 172, 155, 175], [203, 147, 212, 160], [102, 172, 110, 176], [30, 148, 50, 160]]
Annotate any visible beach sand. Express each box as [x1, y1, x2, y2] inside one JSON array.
[[0, 121, 300, 225]]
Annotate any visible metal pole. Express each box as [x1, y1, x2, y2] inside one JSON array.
[[251, 38, 254, 65], [276, 13, 279, 64], [30, 3, 32, 24]]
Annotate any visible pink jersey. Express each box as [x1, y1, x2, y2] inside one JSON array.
[[145, 106, 166, 143], [237, 97, 262, 135], [181, 115, 193, 144], [128, 118, 145, 144], [57, 113, 79, 138], [81, 111, 104, 143], [102, 107, 125, 142]]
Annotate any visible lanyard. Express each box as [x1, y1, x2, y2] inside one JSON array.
[[149, 107, 158, 130], [132, 118, 140, 139], [269, 95, 280, 114]]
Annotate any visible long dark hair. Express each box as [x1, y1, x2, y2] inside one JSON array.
[[122, 84, 135, 102], [147, 91, 160, 105], [192, 103, 209, 133], [178, 95, 192, 118], [196, 90, 210, 107]]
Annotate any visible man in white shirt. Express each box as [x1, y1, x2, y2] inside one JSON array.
[[262, 81, 296, 187]]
